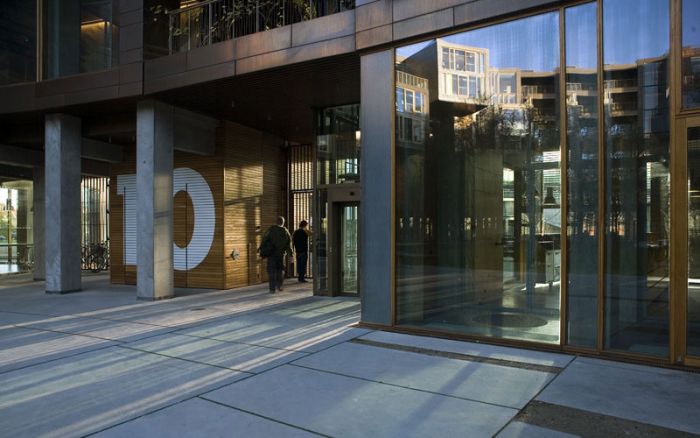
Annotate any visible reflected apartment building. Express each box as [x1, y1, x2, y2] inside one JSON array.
[[1, 0, 700, 369]]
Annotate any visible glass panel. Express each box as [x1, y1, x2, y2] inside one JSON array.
[[317, 105, 360, 185], [0, 182, 34, 275], [43, 0, 119, 79], [566, 2, 599, 347], [603, 0, 670, 356], [0, 3, 36, 85], [396, 12, 561, 344], [682, 0, 700, 108], [315, 189, 329, 293], [688, 126, 700, 357], [339, 204, 359, 294]]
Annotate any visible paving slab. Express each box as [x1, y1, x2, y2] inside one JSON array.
[[536, 358, 700, 434], [359, 331, 574, 368], [176, 308, 369, 352], [203, 364, 517, 438], [0, 310, 49, 326], [0, 346, 248, 438], [19, 315, 174, 342], [293, 342, 555, 409], [94, 397, 321, 437], [0, 326, 116, 373], [124, 333, 308, 373], [496, 421, 580, 438]]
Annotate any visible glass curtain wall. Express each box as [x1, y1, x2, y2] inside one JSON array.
[[0, 3, 36, 85], [603, 0, 670, 356], [682, 0, 700, 108], [316, 105, 360, 293], [566, 3, 599, 347], [395, 13, 562, 344], [688, 126, 700, 357], [43, 0, 119, 79], [0, 182, 34, 275]]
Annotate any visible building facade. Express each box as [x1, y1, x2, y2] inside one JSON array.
[[1, 0, 700, 369]]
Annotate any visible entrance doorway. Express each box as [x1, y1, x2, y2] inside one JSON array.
[[334, 201, 359, 295]]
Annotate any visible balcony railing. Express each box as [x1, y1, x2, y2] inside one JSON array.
[[566, 82, 597, 92], [166, 0, 354, 55], [396, 70, 428, 90], [522, 85, 555, 95], [604, 78, 637, 89]]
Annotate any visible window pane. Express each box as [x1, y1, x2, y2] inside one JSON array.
[[688, 126, 700, 356], [0, 3, 36, 85], [603, 0, 669, 357], [396, 12, 561, 344], [566, 2, 599, 348], [396, 88, 404, 112], [683, 0, 700, 108], [43, 0, 119, 79], [467, 52, 476, 72], [458, 76, 467, 95], [455, 50, 466, 71], [442, 47, 450, 69]]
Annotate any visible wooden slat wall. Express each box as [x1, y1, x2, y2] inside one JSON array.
[[109, 144, 226, 289], [222, 121, 287, 289]]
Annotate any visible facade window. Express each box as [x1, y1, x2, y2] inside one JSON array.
[[442, 47, 450, 69], [0, 3, 36, 85], [396, 88, 405, 112], [466, 52, 475, 72], [682, 0, 700, 108], [43, 0, 119, 79], [455, 50, 465, 71], [603, 0, 669, 357], [458, 76, 467, 96], [395, 11, 561, 344], [566, 2, 599, 348], [405, 89, 414, 112], [468, 77, 477, 98]]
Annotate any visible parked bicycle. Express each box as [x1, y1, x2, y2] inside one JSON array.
[[81, 241, 110, 273]]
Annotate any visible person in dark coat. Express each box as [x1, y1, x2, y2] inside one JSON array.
[[261, 216, 293, 293], [292, 220, 311, 283]]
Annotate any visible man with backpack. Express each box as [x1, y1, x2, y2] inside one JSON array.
[[259, 216, 293, 293]]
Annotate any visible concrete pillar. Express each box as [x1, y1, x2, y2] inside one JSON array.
[[136, 100, 174, 300], [32, 167, 45, 280], [360, 50, 394, 325], [45, 114, 81, 293]]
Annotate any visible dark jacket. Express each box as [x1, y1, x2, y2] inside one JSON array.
[[293, 228, 310, 254], [262, 225, 293, 258]]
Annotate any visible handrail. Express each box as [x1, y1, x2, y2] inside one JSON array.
[[167, 0, 221, 15], [165, 0, 355, 55]]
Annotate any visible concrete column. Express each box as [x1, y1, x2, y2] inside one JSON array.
[[360, 50, 394, 325], [32, 167, 45, 280], [136, 100, 174, 300], [45, 114, 81, 293]]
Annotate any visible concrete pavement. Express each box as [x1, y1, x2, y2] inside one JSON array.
[[0, 274, 698, 437]]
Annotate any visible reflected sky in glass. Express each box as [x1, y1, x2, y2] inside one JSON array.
[[603, 0, 669, 64], [684, 0, 700, 46], [397, 13, 559, 72], [566, 2, 597, 69]]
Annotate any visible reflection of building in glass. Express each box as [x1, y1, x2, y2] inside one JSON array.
[[396, 69, 429, 145]]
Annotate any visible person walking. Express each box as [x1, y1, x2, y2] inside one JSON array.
[[292, 220, 311, 283], [260, 216, 293, 293]]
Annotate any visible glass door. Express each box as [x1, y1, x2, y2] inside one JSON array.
[[684, 117, 700, 365], [335, 202, 359, 295]]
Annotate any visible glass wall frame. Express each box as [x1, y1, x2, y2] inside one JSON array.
[[671, 0, 700, 367], [390, 0, 700, 367]]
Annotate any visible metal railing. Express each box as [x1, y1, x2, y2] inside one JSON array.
[[522, 85, 555, 95], [167, 0, 354, 54], [604, 78, 637, 89], [396, 70, 428, 90]]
